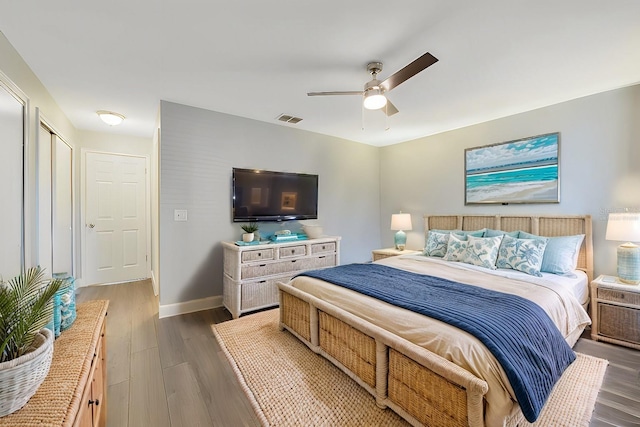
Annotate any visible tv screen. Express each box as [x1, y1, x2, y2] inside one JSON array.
[[232, 168, 318, 222]]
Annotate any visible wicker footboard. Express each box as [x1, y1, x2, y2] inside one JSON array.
[[278, 282, 489, 427]]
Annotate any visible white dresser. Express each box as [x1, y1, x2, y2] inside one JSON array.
[[222, 236, 341, 318]]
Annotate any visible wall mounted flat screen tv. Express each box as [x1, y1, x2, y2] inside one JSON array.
[[232, 168, 318, 222]]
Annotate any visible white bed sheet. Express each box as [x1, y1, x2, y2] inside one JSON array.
[[287, 255, 591, 427]]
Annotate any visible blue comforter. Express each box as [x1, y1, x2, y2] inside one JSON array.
[[298, 263, 575, 422]]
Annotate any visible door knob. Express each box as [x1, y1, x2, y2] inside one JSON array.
[[87, 223, 95, 229]]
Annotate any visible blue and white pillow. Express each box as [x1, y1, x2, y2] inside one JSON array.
[[424, 231, 450, 257], [519, 232, 585, 277], [462, 235, 503, 269], [496, 235, 548, 277], [443, 233, 469, 262]]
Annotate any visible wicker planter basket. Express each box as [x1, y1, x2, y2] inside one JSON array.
[[0, 328, 54, 417]]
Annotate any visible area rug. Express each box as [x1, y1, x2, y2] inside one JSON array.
[[212, 309, 608, 427]]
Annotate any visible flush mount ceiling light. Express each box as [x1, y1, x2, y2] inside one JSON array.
[[97, 110, 125, 126]]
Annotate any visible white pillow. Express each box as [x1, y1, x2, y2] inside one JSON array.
[[462, 235, 503, 269], [443, 233, 468, 262]]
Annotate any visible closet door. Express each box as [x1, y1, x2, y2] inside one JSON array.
[[38, 124, 53, 276], [52, 136, 73, 276], [0, 84, 25, 278]]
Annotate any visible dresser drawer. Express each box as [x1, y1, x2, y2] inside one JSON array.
[[311, 242, 336, 255], [598, 288, 640, 306], [241, 255, 337, 279], [241, 277, 289, 310], [279, 245, 307, 258], [241, 248, 275, 263], [598, 303, 640, 345]]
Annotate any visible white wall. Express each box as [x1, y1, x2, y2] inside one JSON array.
[[379, 84, 640, 277], [159, 101, 380, 306]]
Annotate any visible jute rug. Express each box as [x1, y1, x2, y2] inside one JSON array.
[[212, 309, 608, 427]]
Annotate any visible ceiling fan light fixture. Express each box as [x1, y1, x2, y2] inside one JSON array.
[[97, 110, 125, 126], [363, 89, 387, 110]]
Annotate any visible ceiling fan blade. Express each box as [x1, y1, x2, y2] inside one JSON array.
[[381, 99, 399, 116], [379, 52, 438, 92], [307, 91, 363, 96]]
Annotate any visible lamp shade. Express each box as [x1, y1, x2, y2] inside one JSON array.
[[605, 213, 640, 242], [606, 212, 640, 284], [391, 213, 412, 231]]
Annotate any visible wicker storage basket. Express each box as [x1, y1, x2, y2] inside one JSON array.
[[0, 328, 54, 417]]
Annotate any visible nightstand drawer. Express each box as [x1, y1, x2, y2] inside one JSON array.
[[598, 303, 640, 345], [598, 288, 640, 306]]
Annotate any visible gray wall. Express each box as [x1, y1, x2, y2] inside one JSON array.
[[379, 84, 640, 277], [159, 101, 380, 306]]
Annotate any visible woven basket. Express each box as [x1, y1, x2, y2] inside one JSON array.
[[0, 328, 54, 417]]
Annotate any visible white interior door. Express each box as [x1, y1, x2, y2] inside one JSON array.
[[84, 152, 148, 285]]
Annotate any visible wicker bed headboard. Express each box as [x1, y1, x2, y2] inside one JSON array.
[[424, 214, 594, 282]]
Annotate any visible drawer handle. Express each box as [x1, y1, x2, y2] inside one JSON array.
[[322, 245, 326, 250], [291, 249, 295, 254], [89, 399, 100, 407], [259, 280, 266, 283], [258, 253, 261, 257], [291, 260, 297, 263], [259, 264, 266, 267], [319, 256, 326, 259]]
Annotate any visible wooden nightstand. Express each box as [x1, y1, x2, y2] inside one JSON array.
[[372, 248, 421, 261], [590, 274, 640, 350]]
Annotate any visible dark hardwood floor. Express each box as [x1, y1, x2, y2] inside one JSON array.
[[77, 279, 640, 426]]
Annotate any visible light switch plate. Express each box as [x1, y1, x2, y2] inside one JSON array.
[[174, 209, 188, 221]]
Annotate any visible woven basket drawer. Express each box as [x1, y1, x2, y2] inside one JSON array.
[[598, 303, 640, 344], [388, 349, 468, 427], [311, 242, 336, 254], [598, 288, 640, 306], [240, 278, 283, 310], [241, 261, 294, 279], [279, 245, 306, 258], [241, 248, 275, 263], [319, 311, 376, 388]]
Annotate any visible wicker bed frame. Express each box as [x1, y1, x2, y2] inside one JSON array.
[[277, 214, 593, 427]]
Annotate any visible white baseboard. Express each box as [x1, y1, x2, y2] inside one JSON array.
[[159, 295, 223, 319]]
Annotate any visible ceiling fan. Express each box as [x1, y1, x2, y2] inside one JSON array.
[[307, 52, 438, 116]]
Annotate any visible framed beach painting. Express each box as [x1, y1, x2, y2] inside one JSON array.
[[465, 132, 559, 204]]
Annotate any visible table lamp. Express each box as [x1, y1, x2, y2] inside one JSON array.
[[605, 212, 640, 284], [391, 213, 412, 251]]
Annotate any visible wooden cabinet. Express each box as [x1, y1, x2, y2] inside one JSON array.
[[75, 320, 107, 427], [372, 247, 421, 261], [590, 275, 640, 350], [223, 237, 341, 318], [0, 300, 108, 427]]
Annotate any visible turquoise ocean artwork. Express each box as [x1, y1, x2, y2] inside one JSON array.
[[465, 133, 559, 204]]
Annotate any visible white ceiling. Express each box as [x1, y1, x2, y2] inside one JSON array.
[[2, 1, 640, 147]]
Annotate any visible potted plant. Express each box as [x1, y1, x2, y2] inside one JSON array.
[[0, 266, 63, 416], [241, 222, 259, 242]]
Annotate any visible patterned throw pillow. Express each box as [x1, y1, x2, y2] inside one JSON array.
[[443, 233, 469, 262], [461, 235, 503, 269], [424, 231, 449, 257], [519, 232, 585, 277], [496, 235, 548, 277]]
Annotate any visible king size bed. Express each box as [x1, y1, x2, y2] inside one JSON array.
[[277, 214, 593, 427]]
